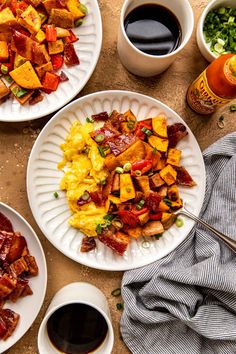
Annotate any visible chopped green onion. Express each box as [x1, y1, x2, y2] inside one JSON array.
[[96, 224, 103, 234], [4, 75, 12, 83], [39, 12, 46, 21], [100, 179, 107, 185], [127, 121, 135, 129], [86, 117, 94, 123], [175, 217, 184, 228], [219, 115, 224, 122], [53, 191, 59, 198], [103, 214, 114, 222], [152, 147, 157, 154], [134, 170, 142, 176], [75, 19, 83, 27], [126, 187, 132, 193], [112, 219, 123, 229], [95, 133, 105, 143], [115, 167, 124, 174], [217, 115, 225, 129], [142, 240, 150, 249], [111, 288, 121, 297], [11, 86, 28, 98], [78, 3, 88, 14], [141, 127, 153, 136], [214, 43, 224, 53], [230, 104, 236, 112], [136, 199, 145, 210], [81, 191, 90, 201], [154, 233, 163, 239], [1, 64, 8, 75], [163, 198, 172, 207], [123, 162, 131, 172], [116, 302, 124, 311], [98, 146, 105, 157]]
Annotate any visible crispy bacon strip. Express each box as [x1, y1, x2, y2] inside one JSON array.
[[175, 166, 196, 187], [0, 213, 13, 233], [98, 228, 130, 256], [0, 274, 17, 299], [0, 309, 19, 340], [107, 134, 137, 156], [167, 123, 188, 148], [80, 236, 96, 253]]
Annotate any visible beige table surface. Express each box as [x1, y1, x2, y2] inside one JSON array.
[[1, 0, 236, 353]]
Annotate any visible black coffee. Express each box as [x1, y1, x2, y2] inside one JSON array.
[[124, 3, 182, 56], [47, 303, 108, 354]]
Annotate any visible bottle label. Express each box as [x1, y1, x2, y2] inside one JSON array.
[[187, 70, 231, 114]]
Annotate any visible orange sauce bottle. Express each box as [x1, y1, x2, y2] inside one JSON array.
[[187, 54, 236, 115]]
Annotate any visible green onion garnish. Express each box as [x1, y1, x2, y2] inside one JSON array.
[[78, 3, 88, 14], [115, 167, 123, 174], [98, 146, 105, 157], [163, 198, 172, 207], [95, 133, 105, 143], [100, 179, 107, 185], [86, 117, 94, 123], [53, 192, 59, 198], [96, 224, 103, 234], [142, 240, 150, 249], [1, 64, 8, 75], [111, 288, 121, 297], [4, 75, 12, 83], [127, 121, 135, 129], [11, 86, 28, 98], [141, 127, 153, 136], [123, 162, 131, 172], [230, 104, 236, 112], [154, 233, 163, 239], [153, 147, 157, 154], [136, 199, 145, 210], [116, 302, 124, 310], [175, 218, 184, 228], [81, 191, 90, 201], [134, 170, 142, 176], [75, 19, 83, 27]]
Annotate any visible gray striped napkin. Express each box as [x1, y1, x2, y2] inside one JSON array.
[[120, 132, 236, 354]]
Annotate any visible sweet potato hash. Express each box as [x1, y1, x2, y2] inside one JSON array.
[[58, 110, 196, 256]]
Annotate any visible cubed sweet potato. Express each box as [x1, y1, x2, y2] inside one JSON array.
[[48, 39, 64, 54], [0, 79, 10, 100], [19, 5, 41, 34], [170, 198, 183, 210], [10, 82, 34, 105], [56, 27, 70, 38], [10, 61, 42, 89], [35, 29, 46, 43], [0, 41, 8, 62], [135, 176, 150, 194], [120, 174, 135, 202], [149, 173, 165, 189], [148, 135, 168, 152], [14, 53, 27, 69], [138, 211, 149, 225], [127, 226, 142, 239], [158, 200, 170, 212], [42, 0, 57, 14], [159, 165, 177, 186], [152, 114, 167, 138], [0, 8, 17, 31], [167, 184, 179, 201], [142, 221, 164, 237], [66, 0, 86, 20], [118, 140, 146, 165], [167, 148, 181, 167], [48, 8, 74, 28], [161, 212, 177, 230]]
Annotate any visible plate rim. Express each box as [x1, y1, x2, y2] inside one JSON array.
[[0, 0, 103, 123], [0, 201, 47, 352], [27, 89, 206, 271]]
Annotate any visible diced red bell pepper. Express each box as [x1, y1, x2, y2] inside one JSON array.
[[51, 54, 64, 70], [117, 211, 139, 228], [42, 72, 60, 91], [149, 212, 162, 220], [45, 25, 57, 42], [64, 43, 80, 66], [64, 30, 78, 44], [135, 121, 152, 140], [131, 160, 152, 176], [132, 207, 148, 216]]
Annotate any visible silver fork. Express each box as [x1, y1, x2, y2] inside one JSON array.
[[176, 204, 236, 253]]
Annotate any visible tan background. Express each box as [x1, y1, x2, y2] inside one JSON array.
[[1, 0, 236, 353]]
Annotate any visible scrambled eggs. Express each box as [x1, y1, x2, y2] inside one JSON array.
[[58, 121, 108, 236]]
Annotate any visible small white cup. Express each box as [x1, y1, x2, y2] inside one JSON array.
[[38, 282, 114, 354], [117, 0, 194, 77]]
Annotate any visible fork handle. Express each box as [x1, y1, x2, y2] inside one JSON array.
[[179, 210, 236, 253]]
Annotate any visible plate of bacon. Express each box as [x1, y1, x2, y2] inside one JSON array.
[[0, 0, 102, 122], [0, 202, 47, 352], [27, 90, 206, 271]]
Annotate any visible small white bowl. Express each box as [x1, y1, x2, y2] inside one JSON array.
[[197, 0, 235, 62]]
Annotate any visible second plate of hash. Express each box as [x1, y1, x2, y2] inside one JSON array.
[[27, 90, 206, 271]]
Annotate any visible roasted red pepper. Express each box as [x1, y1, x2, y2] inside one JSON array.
[[132, 207, 148, 216], [51, 54, 64, 70], [42, 72, 60, 91], [131, 160, 152, 176], [117, 211, 139, 227], [64, 30, 78, 44], [135, 121, 152, 140], [45, 25, 57, 42], [149, 212, 162, 220]]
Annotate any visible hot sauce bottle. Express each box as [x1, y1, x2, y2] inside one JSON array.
[[187, 54, 236, 115]]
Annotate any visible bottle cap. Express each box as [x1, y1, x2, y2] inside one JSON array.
[[228, 55, 236, 77]]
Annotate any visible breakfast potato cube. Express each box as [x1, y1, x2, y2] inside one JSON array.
[[66, 0, 86, 20], [35, 61, 53, 78], [152, 114, 167, 138], [161, 212, 177, 230], [135, 176, 150, 194], [120, 109, 137, 133], [19, 5, 41, 34], [56, 27, 70, 38], [159, 164, 177, 185], [148, 135, 168, 152], [170, 198, 183, 210], [117, 140, 146, 166], [48, 39, 64, 54], [142, 221, 164, 236], [42, 0, 57, 14], [149, 173, 165, 189], [158, 200, 170, 212], [167, 184, 179, 201], [48, 8, 74, 28], [29, 0, 42, 7], [120, 174, 135, 202], [0, 32, 11, 42], [14, 53, 27, 69], [155, 158, 166, 171], [167, 148, 181, 167], [0, 8, 17, 31], [127, 226, 142, 239], [35, 29, 46, 43], [10, 82, 34, 105], [0, 78, 10, 99], [104, 154, 120, 171], [10, 61, 42, 89], [108, 195, 122, 204], [0, 41, 8, 62], [138, 212, 149, 225]]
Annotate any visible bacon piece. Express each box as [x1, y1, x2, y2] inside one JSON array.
[[167, 123, 188, 148], [21, 284, 33, 297], [10, 257, 28, 277], [145, 192, 162, 212], [64, 43, 80, 66], [117, 211, 139, 228], [98, 228, 130, 256], [0, 213, 13, 233], [105, 110, 125, 131], [24, 255, 38, 276], [102, 171, 115, 200], [111, 173, 120, 194], [0, 309, 19, 340], [8, 278, 28, 302], [80, 236, 96, 253], [90, 191, 104, 207], [29, 90, 44, 105], [7, 234, 26, 263], [107, 134, 137, 156], [91, 111, 109, 121], [0, 316, 7, 340], [0, 274, 17, 299], [0, 232, 13, 261], [0, 233, 6, 251], [175, 166, 196, 187], [90, 126, 119, 144]]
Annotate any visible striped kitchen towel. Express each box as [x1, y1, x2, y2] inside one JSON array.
[[120, 132, 236, 354]]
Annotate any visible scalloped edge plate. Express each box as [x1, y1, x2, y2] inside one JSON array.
[[27, 90, 206, 271], [0, 0, 102, 122], [0, 202, 47, 352]]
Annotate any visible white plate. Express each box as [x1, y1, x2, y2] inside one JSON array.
[[27, 90, 206, 271], [0, 202, 47, 352], [0, 0, 102, 122]]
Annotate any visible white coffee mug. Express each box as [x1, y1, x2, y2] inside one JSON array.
[[38, 282, 114, 354], [117, 0, 194, 77]]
